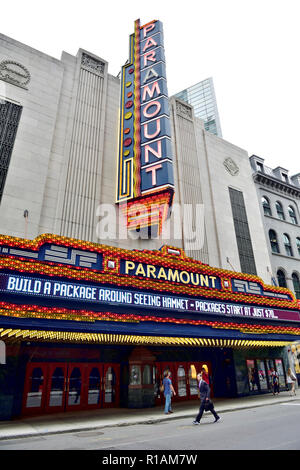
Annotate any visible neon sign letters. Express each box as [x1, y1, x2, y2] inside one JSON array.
[[116, 19, 174, 235]]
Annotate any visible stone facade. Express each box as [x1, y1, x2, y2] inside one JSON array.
[[0, 34, 64, 239], [0, 32, 272, 284], [250, 155, 300, 297]]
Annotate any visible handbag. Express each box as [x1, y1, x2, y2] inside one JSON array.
[[204, 399, 213, 411]]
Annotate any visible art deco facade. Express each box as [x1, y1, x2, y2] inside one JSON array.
[[0, 34, 270, 280], [0, 30, 298, 420]]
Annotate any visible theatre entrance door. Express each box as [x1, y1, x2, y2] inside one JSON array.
[[22, 362, 120, 416]]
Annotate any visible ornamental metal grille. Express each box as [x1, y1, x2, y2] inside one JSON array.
[[0, 100, 22, 202], [229, 187, 257, 276]]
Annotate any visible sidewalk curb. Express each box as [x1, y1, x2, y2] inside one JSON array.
[[0, 396, 296, 441]]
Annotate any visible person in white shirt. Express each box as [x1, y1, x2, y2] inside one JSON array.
[[287, 367, 297, 396]]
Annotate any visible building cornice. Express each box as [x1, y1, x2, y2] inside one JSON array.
[[253, 171, 300, 199]]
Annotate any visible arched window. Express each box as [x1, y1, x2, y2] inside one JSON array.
[[262, 196, 272, 216], [269, 230, 280, 253], [275, 201, 285, 220], [283, 233, 293, 256], [277, 269, 287, 288], [292, 273, 300, 299], [296, 237, 300, 256], [288, 206, 298, 225]]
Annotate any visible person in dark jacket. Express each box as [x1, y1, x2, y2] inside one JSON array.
[[193, 372, 221, 425]]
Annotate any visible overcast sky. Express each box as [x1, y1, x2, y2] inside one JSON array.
[[2, 0, 300, 174]]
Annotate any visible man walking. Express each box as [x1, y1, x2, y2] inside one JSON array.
[[163, 370, 176, 414], [193, 372, 221, 425]]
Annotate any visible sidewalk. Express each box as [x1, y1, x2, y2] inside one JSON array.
[[0, 391, 298, 440]]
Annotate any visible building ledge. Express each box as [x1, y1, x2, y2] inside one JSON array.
[[263, 214, 300, 229], [253, 171, 300, 198]]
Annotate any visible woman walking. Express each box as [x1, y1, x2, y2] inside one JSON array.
[[287, 367, 297, 396]]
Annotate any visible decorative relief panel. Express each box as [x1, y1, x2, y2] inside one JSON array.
[[223, 157, 239, 176], [0, 60, 31, 89], [175, 100, 193, 120], [81, 53, 105, 75]]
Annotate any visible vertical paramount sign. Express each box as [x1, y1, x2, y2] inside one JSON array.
[[116, 19, 174, 236]]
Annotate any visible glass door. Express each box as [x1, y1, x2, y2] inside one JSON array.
[[45, 363, 68, 413], [257, 360, 268, 391], [22, 363, 48, 415], [275, 359, 287, 389], [266, 359, 275, 392], [246, 359, 259, 392], [188, 363, 199, 398], [86, 366, 102, 407], [103, 364, 120, 408], [23, 361, 120, 415], [176, 364, 188, 400], [66, 364, 85, 410], [154, 363, 164, 405], [187, 362, 213, 399]]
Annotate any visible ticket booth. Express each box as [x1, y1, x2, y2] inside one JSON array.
[[128, 347, 156, 408]]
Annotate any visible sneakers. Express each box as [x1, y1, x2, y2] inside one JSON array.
[[192, 420, 200, 425], [214, 416, 221, 423]]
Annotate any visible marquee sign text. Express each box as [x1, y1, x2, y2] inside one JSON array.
[[1, 273, 299, 323]]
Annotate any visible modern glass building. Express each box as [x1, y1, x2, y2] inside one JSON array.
[[174, 77, 222, 137]]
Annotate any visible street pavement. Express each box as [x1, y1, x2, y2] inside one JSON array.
[[0, 391, 298, 441]]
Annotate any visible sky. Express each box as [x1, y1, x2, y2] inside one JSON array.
[[2, 0, 300, 174]]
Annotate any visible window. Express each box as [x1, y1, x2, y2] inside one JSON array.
[[229, 188, 257, 275], [262, 196, 272, 216], [269, 230, 280, 253], [277, 269, 287, 288], [292, 273, 300, 299], [0, 101, 22, 203], [256, 162, 264, 173], [282, 174, 289, 183], [129, 365, 141, 385], [283, 233, 293, 256], [288, 206, 298, 225], [275, 201, 285, 220], [142, 365, 153, 385], [177, 365, 187, 397], [296, 237, 300, 256]]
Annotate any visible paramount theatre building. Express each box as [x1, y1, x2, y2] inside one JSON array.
[[0, 19, 299, 420]]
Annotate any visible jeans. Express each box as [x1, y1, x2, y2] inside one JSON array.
[[164, 393, 172, 413]]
